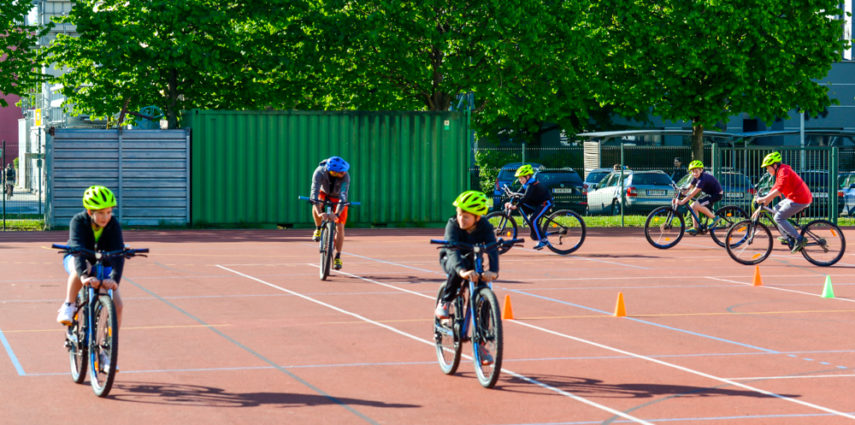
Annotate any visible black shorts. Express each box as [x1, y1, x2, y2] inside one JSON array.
[[696, 193, 722, 207]]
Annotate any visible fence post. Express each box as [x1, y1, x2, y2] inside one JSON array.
[[2, 140, 5, 231], [620, 143, 625, 227], [831, 146, 838, 223]]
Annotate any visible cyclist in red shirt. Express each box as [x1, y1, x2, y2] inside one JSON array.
[[756, 152, 812, 253]]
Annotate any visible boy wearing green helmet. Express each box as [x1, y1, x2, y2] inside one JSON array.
[[435, 190, 499, 321], [757, 152, 812, 253], [504, 164, 553, 249], [56, 186, 127, 330], [677, 160, 724, 235]]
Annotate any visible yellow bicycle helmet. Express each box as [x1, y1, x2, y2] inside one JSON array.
[[452, 190, 489, 216], [687, 160, 704, 171], [514, 164, 535, 177], [761, 151, 782, 167], [82, 185, 117, 210]]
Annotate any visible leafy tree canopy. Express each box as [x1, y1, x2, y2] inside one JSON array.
[[0, 0, 51, 106]]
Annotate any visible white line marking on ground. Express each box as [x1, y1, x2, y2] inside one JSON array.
[[218, 265, 655, 425], [704, 276, 855, 303]]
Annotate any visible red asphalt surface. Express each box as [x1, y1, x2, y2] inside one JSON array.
[[1, 227, 854, 425]]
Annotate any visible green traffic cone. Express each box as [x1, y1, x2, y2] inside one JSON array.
[[821, 275, 835, 299]]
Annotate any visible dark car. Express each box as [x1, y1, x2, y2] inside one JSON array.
[[536, 168, 587, 214], [492, 162, 544, 209], [756, 170, 843, 218]]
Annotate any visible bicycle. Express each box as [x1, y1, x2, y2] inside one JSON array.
[[431, 237, 521, 388], [53, 244, 148, 397], [724, 198, 846, 266], [298, 196, 359, 280], [484, 184, 586, 255], [644, 185, 748, 249]]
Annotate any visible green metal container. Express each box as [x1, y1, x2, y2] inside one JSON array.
[[186, 110, 469, 226]]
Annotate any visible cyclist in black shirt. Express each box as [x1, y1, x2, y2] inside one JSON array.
[[504, 164, 553, 250]]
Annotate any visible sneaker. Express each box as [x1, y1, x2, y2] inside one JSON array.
[[435, 302, 450, 320], [334, 257, 342, 270], [56, 302, 77, 326], [686, 227, 700, 236], [312, 229, 321, 242], [791, 237, 807, 253], [477, 344, 494, 366], [532, 240, 548, 250], [777, 235, 792, 246]]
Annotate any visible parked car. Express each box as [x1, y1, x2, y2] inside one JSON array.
[[676, 171, 755, 207], [755, 170, 844, 217], [586, 170, 675, 215], [839, 171, 855, 215], [536, 168, 587, 214], [492, 162, 544, 209], [583, 167, 613, 192]]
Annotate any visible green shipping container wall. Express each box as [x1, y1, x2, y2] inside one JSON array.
[[186, 110, 469, 226]]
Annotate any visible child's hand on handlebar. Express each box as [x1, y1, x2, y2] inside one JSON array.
[[481, 271, 498, 282], [458, 269, 480, 282], [504, 202, 517, 210]]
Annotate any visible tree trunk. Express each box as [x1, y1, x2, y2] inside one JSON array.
[[167, 69, 178, 129], [691, 120, 704, 162]]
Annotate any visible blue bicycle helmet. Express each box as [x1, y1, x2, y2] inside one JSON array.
[[325, 156, 350, 173]]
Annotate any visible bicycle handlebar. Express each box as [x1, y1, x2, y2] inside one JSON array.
[[52, 244, 149, 259], [430, 238, 524, 252], [298, 196, 360, 207]]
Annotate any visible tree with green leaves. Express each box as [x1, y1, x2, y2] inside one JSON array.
[[46, 0, 313, 128], [0, 0, 51, 106], [603, 0, 849, 161]]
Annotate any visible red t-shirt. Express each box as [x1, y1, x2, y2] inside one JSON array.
[[771, 164, 812, 204]]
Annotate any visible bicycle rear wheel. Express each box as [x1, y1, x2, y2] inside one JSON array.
[[800, 220, 846, 266], [484, 212, 517, 254], [67, 291, 87, 384], [540, 209, 586, 255], [90, 294, 118, 397], [319, 222, 334, 280], [725, 220, 772, 265], [709, 206, 748, 247], [644, 206, 684, 249], [433, 285, 462, 375], [472, 287, 503, 388]]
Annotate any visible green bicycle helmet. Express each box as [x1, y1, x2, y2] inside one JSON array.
[[687, 160, 704, 171], [761, 151, 782, 167], [514, 164, 535, 177], [452, 190, 489, 216], [82, 185, 117, 210]]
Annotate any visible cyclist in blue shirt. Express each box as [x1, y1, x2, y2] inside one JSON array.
[[677, 160, 723, 235], [310, 156, 350, 270], [504, 164, 553, 250]]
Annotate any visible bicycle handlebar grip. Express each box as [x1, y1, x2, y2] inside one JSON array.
[[52, 243, 69, 250], [348, 201, 361, 206], [430, 239, 448, 245], [133, 248, 150, 253]]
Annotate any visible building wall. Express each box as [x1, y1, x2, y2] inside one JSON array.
[[0, 95, 22, 165]]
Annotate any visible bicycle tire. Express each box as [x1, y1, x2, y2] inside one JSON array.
[[644, 206, 684, 249], [433, 284, 461, 375], [472, 287, 503, 388], [725, 220, 772, 265], [800, 220, 846, 267], [319, 222, 334, 280], [540, 209, 586, 255], [709, 206, 749, 247], [484, 212, 517, 254], [90, 294, 118, 397], [68, 290, 87, 384]]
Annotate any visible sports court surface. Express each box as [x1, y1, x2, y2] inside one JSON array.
[[1, 227, 853, 424]]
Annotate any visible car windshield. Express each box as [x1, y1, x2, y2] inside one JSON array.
[[538, 172, 582, 186], [721, 173, 751, 189], [585, 171, 609, 184], [631, 173, 672, 186]]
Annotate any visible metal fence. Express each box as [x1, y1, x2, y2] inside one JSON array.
[[1, 140, 45, 231]]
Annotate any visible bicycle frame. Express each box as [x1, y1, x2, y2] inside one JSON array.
[[498, 185, 547, 229]]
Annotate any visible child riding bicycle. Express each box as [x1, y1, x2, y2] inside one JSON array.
[[503, 164, 553, 250], [310, 156, 351, 270], [756, 151, 812, 253], [56, 186, 127, 329], [677, 160, 724, 235]]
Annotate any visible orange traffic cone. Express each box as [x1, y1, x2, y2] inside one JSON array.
[[753, 265, 763, 287], [614, 292, 627, 317], [502, 295, 514, 320]]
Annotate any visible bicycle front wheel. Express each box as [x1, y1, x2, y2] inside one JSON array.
[[726, 220, 772, 265], [800, 220, 846, 266], [540, 209, 586, 255], [709, 206, 749, 247], [484, 212, 517, 254], [472, 287, 503, 388], [67, 291, 87, 384], [90, 294, 118, 397], [319, 222, 334, 280], [644, 206, 684, 249], [433, 285, 461, 375]]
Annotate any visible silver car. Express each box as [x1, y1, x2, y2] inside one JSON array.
[[587, 170, 675, 215]]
